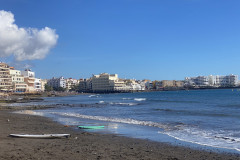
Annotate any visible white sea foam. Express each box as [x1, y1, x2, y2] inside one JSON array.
[[51, 112, 168, 129], [99, 101, 105, 104], [134, 98, 146, 101], [109, 102, 138, 106], [122, 98, 132, 100], [15, 110, 44, 116], [159, 126, 240, 152]]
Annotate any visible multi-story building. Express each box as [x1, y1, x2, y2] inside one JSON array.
[[65, 78, 79, 90], [185, 76, 209, 86], [34, 78, 42, 92], [22, 69, 35, 78], [185, 74, 238, 87], [22, 69, 36, 92], [79, 79, 92, 92], [124, 79, 145, 91], [114, 79, 129, 91], [47, 76, 66, 88], [0, 63, 13, 91], [41, 79, 47, 92], [145, 81, 153, 90], [154, 80, 184, 89], [91, 73, 118, 92], [10, 68, 27, 92], [90, 74, 148, 92]]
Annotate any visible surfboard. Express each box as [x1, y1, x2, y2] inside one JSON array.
[[78, 126, 104, 129], [9, 134, 70, 138]]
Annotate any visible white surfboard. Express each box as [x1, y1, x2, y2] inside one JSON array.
[[9, 134, 70, 138]]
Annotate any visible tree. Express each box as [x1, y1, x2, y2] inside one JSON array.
[[53, 87, 66, 92], [45, 84, 53, 92], [69, 84, 80, 92]]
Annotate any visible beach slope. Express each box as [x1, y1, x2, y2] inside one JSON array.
[[0, 110, 239, 160]]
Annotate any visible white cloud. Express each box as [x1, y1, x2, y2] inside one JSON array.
[[0, 10, 58, 61]]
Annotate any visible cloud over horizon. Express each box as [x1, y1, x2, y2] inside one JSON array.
[[0, 10, 58, 61]]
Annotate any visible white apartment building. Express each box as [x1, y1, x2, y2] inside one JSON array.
[[65, 78, 79, 90], [185, 74, 238, 87], [34, 78, 42, 92], [10, 68, 27, 92], [22, 69, 36, 92], [48, 76, 66, 88], [125, 80, 145, 91], [22, 69, 35, 78]]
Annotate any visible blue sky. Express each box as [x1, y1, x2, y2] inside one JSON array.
[[0, 0, 240, 80]]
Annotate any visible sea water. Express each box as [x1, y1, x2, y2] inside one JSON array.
[[13, 89, 240, 153]]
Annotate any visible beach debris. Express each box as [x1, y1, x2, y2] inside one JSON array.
[[9, 134, 70, 139], [78, 126, 105, 129], [7, 119, 10, 122]]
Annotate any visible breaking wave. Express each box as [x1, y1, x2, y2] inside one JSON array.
[[51, 112, 168, 129], [109, 102, 138, 106], [134, 98, 147, 101], [160, 126, 240, 152]]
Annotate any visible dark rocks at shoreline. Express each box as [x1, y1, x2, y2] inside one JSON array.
[[0, 103, 106, 111]]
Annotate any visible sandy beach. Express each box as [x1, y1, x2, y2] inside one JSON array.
[[0, 108, 240, 160]]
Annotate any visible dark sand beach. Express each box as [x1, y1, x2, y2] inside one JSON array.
[[0, 109, 240, 160]]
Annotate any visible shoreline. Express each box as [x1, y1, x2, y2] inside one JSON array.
[[0, 109, 240, 160]]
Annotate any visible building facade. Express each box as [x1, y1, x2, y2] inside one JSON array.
[[34, 78, 42, 92], [22, 69, 36, 92], [185, 74, 239, 87], [79, 79, 92, 92], [0, 63, 13, 91], [48, 76, 66, 88], [10, 68, 27, 92], [91, 73, 118, 92], [65, 78, 79, 90]]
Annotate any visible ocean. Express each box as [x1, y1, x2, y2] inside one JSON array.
[[13, 89, 240, 153]]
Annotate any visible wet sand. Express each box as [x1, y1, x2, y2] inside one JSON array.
[[0, 110, 240, 160]]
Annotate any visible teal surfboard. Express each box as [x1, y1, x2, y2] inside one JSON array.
[[78, 126, 105, 129]]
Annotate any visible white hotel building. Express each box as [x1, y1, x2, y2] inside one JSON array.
[[185, 74, 238, 87]]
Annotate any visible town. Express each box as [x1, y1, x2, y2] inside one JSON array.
[[0, 62, 239, 94]]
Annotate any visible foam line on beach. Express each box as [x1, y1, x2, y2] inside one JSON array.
[[159, 127, 240, 152], [51, 112, 168, 129]]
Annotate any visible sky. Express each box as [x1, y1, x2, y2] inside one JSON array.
[[0, 0, 240, 80]]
